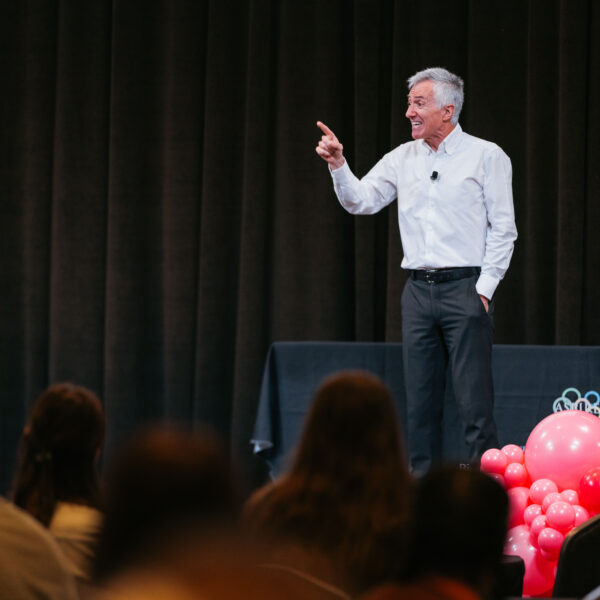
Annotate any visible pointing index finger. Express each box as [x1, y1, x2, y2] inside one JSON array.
[[316, 120, 335, 138]]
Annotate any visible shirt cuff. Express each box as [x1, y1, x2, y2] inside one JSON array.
[[476, 272, 499, 300], [329, 160, 349, 177]]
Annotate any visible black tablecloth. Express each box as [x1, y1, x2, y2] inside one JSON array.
[[252, 342, 600, 477]]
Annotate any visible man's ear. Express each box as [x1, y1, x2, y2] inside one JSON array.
[[443, 104, 455, 123]]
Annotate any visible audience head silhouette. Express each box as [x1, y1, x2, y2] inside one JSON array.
[[245, 370, 411, 594], [93, 424, 239, 582], [408, 464, 509, 594], [13, 382, 105, 526], [294, 370, 408, 480]]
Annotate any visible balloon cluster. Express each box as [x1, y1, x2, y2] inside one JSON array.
[[481, 410, 600, 597]]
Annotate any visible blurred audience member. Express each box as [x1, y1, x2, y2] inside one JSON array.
[[360, 464, 509, 600], [0, 496, 78, 599], [12, 382, 105, 583], [90, 425, 317, 600], [92, 424, 240, 585], [244, 371, 412, 596]]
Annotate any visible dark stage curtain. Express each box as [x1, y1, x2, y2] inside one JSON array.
[[0, 0, 598, 494]]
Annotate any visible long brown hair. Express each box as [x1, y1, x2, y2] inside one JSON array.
[[245, 371, 412, 591], [12, 382, 105, 526]]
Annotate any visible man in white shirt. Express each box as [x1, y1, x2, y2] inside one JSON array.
[[315, 67, 517, 474]]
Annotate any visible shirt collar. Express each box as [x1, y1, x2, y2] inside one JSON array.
[[421, 123, 463, 155]]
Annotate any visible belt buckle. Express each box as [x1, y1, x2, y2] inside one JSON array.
[[424, 270, 435, 284]]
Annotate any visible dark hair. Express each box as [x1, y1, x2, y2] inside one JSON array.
[[406, 464, 509, 590], [93, 425, 240, 581], [245, 371, 412, 591], [12, 382, 105, 526]]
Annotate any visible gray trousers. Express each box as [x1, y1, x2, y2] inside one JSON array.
[[401, 273, 499, 475]]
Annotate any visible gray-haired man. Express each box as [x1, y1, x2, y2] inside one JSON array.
[[316, 67, 517, 474]]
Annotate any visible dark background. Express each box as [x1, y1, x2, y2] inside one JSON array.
[[0, 0, 598, 494]]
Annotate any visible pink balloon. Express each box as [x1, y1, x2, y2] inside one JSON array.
[[579, 467, 600, 513], [481, 448, 508, 475], [504, 462, 530, 488], [525, 411, 600, 491], [546, 501, 576, 532], [524, 504, 543, 526], [539, 548, 558, 563], [560, 489, 580, 505], [537, 527, 564, 561], [507, 486, 530, 528], [542, 492, 562, 513], [573, 505, 591, 527], [504, 524, 531, 554], [502, 444, 525, 464], [504, 524, 556, 596], [530, 514, 548, 546], [530, 479, 559, 505]]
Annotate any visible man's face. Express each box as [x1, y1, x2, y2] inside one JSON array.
[[405, 80, 451, 147]]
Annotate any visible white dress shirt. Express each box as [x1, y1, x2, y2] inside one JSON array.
[[330, 124, 517, 300]]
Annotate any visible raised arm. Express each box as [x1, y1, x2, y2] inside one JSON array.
[[315, 121, 345, 170]]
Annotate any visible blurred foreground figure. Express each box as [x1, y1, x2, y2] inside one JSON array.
[[244, 371, 413, 596], [12, 382, 105, 583], [360, 465, 509, 600], [90, 425, 329, 600], [92, 425, 240, 583], [0, 497, 78, 599]]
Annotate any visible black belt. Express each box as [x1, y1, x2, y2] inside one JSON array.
[[410, 267, 480, 284]]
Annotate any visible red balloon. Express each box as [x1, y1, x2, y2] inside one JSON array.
[[546, 501, 576, 532], [530, 514, 548, 546], [530, 479, 559, 505], [504, 525, 556, 596], [560, 489, 580, 505], [507, 486, 530, 528], [540, 548, 559, 563], [502, 444, 525, 464], [504, 462, 530, 488], [538, 527, 564, 561], [542, 492, 562, 513], [524, 504, 543, 526], [525, 411, 600, 491], [481, 448, 508, 475], [579, 467, 600, 513], [573, 504, 591, 527]]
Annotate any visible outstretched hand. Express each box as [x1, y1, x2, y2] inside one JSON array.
[[315, 121, 345, 170]]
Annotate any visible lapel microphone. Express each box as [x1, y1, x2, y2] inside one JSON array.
[[430, 171, 439, 181]]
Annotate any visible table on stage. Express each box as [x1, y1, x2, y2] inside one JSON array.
[[251, 342, 600, 477]]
